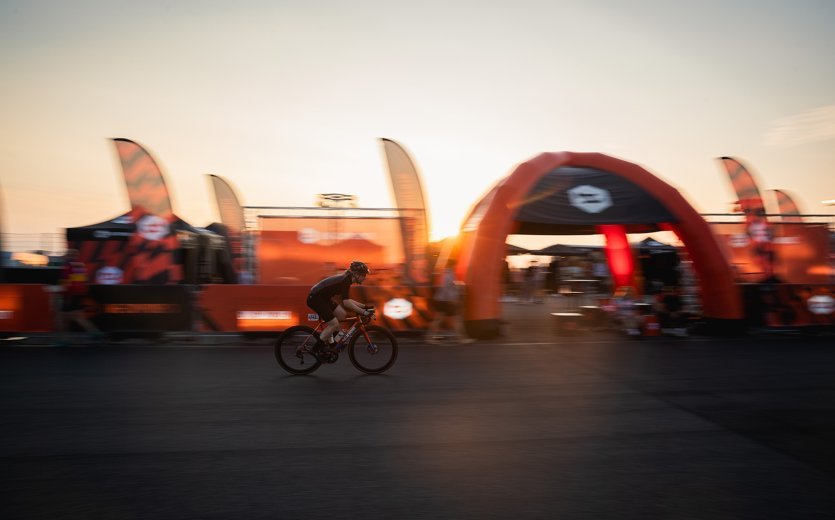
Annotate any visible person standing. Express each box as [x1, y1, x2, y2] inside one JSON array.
[[590, 252, 610, 295], [55, 249, 103, 346], [523, 260, 537, 303], [546, 257, 561, 295], [426, 259, 474, 344], [614, 286, 641, 337]]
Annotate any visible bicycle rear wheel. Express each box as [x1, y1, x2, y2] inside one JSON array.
[[348, 325, 398, 374], [275, 325, 322, 375]]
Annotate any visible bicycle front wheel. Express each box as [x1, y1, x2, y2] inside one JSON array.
[[275, 325, 322, 375], [348, 325, 398, 374]]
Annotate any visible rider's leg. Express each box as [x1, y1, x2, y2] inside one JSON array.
[[319, 317, 340, 345], [320, 305, 346, 341]]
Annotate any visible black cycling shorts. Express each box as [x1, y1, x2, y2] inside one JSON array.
[[307, 294, 338, 322]]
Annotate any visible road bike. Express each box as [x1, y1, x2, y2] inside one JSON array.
[[274, 307, 398, 375]]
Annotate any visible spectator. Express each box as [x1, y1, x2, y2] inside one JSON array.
[[546, 257, 561, 295], [55, 249, 103, 346], [533, 261, 546, 303], [502, 260, 513, 299], [590, 252, 610, 295], [655, 285, 688, 336], [522, 260, 543, 303], [613, 286, 641, 337], [426, 259, 474, 344]]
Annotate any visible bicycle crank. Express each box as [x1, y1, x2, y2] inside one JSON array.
[[317, 351, 339, 364]]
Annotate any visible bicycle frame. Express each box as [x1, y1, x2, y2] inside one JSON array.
[[308, 314, 377, 353], [276, 306, 395, 375]]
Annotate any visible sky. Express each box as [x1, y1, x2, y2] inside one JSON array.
[[1, 0, 834, 253]]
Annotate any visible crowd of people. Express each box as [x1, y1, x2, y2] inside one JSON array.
[[503, 248, 701, 338], [503, 252, 611, 303]]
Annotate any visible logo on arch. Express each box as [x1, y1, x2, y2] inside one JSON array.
[[568, 185, 612, 214]]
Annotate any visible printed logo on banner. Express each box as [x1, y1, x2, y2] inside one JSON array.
[[568, 185, 612, 214], [307, 313, 320, 321], [747, 220, 770, 244], [297, 228, 376, 244], [96, 266, 124, 285], [236, 311, 293, 320], [137, 215, 169, 241], [298, 228, 319, 244], [729, 234, 750, 248], [774, 236, 800, 245], [807, 295, 835, 315], [384, 298, 413, 320]]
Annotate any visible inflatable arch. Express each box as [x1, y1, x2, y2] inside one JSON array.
[[455, 152, 743, 338]]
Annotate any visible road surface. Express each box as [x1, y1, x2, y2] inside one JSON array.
[[2, 330, 835, 519]]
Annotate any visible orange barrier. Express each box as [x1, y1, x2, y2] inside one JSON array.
[[0, 284, 55, 332], [198, 285, 310, 332], [0, 283, 439, 335], [198, 284, 433, 333]]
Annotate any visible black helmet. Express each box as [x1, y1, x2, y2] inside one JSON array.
[[348, 260, 370, 275]]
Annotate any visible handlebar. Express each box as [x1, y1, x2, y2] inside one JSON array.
[[361, 306, 376, 322]]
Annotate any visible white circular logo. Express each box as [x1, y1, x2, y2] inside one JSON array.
[[137, 215, 169, 241], [298, 228, 320, 244], [568, 185, 612, 214], [96, 266, 124, 285], [384, 298, 413, 320], [807, 295, 834, 315]]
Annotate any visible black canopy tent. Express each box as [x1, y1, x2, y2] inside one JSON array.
[[638, 236, 677, 254], [505, 243, 532, 255], [637, 236, 680, 292], [66, 213, 135, 242], [532, 243, 600, 256], [66, 213, 230, 284]]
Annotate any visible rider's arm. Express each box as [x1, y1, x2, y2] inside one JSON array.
[[343, 298, 370, 316]]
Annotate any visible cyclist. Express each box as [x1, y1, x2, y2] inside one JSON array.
[[306, 261, 374, 353]]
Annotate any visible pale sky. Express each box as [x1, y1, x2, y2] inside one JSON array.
[[2, 0, 834, 251]]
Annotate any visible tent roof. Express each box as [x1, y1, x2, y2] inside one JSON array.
[[513, 166, 677, 235], [532, 243, 600, 256], [66, 213, 135, 241], [505, 243, 532, 255], [66, 212, 200, 241], [638, 236, 677, 252]]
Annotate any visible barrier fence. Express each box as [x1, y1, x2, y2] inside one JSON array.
[[0, 282, 831, 335], [0, 284, 434, 335]]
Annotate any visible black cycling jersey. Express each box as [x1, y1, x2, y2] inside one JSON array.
[[307, 271, 354, 322], [309, 272, 352, 302]]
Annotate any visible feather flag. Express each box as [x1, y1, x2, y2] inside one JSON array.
[[113, 138, 181, 283], [719, 157, 766, 217], [209, 174, 252, 282], [381, 138, 430, 285], [718, 157, 775, 280], [772, 189, 803, 223]]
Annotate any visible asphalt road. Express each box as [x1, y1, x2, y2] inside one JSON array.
[[2, 332, 835, 519]]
